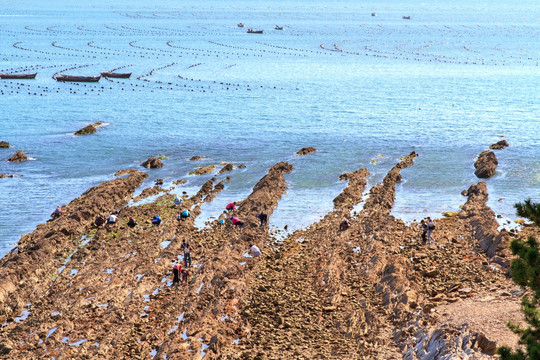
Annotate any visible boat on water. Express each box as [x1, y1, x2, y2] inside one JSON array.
[[56, 75, 101, 82], [237, 23, 246, 28], [402, 16, 411, 19], [371, 12, 377, 17], [275, 25, 284, 30], [101, 72, 132, 78], [0, 73, 37, 79], [247, 28, 263, 34]]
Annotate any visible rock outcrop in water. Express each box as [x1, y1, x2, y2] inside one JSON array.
[[74, 124, 97, 135], [141, 157, 164, 169], [474, 150, 498, 178], [489, 139, 509, 150], [296, 147, 317, 156], [0, 141, 10, 148], [7, 150, 28, 163], [0, 155, 527, 360]]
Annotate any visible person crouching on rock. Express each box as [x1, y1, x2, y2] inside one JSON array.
[[230, 216, 244, 228], [127, 216, 137, 228], [339, 219, 350, 231], [250, 244, 261, 257], [226, 201, 236, 212], [108, 213, 117, 224], [172, 261, 182, 285], [420, 219, 427, 244], [95, 215, 105, 227], [152, 215, 161, 226], [256, 212, 268, 227], [180, 209, 190, 220], [180, 268, 190, 284], [51, 206, 62, 219]]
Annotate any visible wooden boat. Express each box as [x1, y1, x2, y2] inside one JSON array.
[[402, 16, 411, 19], [247, 28, 263, 34], [0, 73, 37, 79], [101, 72, 132, 78], [237, 23, 246, 28], [275, 25, 284, 30], [56, 75, 101, 82]]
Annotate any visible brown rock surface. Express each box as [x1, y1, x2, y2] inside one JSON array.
[[296, 147, 317, 156], [489, 139, 509, 150], [0, 141, 10, 148], [7, 150, 28, 162], [141, 157, 164, 169], [0, 153, 527, 360], [74, 124, 97, 135], [217, 163, 234, 174], [189, 155, 206, 161], [474, 150, 498, 178]]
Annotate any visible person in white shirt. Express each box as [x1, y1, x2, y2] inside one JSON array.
[[250, 244, 261, 257], [108, 214, 117, 224]]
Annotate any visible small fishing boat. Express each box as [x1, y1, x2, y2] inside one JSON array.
[[56, 75, 101, 82], [402, 16, 411, 19], [0, 73, 37, 79], [247, 28, 263, 34], [275, 25, 283, 30], [101, 72, 132, 78], [237, 23, 246, 28], [371, 12, 377, 17]]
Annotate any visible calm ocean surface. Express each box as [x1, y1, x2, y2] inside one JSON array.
[[0, 0, 539, 257]]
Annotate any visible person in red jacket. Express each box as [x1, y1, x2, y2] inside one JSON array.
[[225, 202, 236, 212], [172, 261, 182, 285], [230, 216, 244, 228]]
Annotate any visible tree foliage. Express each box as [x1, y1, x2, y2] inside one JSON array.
[[498, 200, 540, 360]]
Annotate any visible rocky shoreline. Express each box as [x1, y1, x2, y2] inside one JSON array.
[[0, 151, 534, 359]]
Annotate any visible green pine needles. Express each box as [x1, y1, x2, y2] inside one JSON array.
[[497, 199, 540, 360]]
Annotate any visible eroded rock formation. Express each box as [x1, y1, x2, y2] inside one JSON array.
[[474, 150, 498, 178], [296, 147, 317, 156], [7, 150, 28, 163], [141, 157, 164, 169]]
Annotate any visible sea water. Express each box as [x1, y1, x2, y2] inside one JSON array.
[[0, 0, 539, 257]]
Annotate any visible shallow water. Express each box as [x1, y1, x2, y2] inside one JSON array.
[[0, 0, 539, 257]]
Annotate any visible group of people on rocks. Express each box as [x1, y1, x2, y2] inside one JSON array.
[[172, 239, 192, 285], [225, 201, 267, 228], [420, 217, 436, 244]]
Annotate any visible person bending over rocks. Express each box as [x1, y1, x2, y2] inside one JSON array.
[[180, 268, 190, 284], [226, 201, 237, 212], [250, 244, 261, 257], [177, 209, 190, 221], [127, 216, 137, 228], [339, 219, 350, 231], [230, 216, 244, 228], [427, 217, 436, 243], [152, 215, 161, 226], [95, 215, 105, 227], [172, 261, 182, 285], [51, 206, 62, 219], [181, 239, 192, 267], [256, 212, 268, 227], [174, 195, 182, 206], [108, 213, 118, 224]]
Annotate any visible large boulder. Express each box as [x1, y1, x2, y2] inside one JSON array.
[[489, 140, 509, 150], [141, 157, 164, 169], [8, 150, 28, 163], [474, 150, 498, 178], [74, 124, 97, 135], [296, 147, 317, 156], [0, 141, 10, 148]]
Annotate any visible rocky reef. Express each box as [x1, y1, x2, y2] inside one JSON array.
[[0, 141, 10, 148], [296, 147, 317, 156], [141, 157, 164, 169], [7, 150, 28, 163], [0, 153, 528, 359], [474, 150, 498, 179]]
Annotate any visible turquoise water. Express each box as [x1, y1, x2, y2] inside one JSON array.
[[1, 0, 539, 257]]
